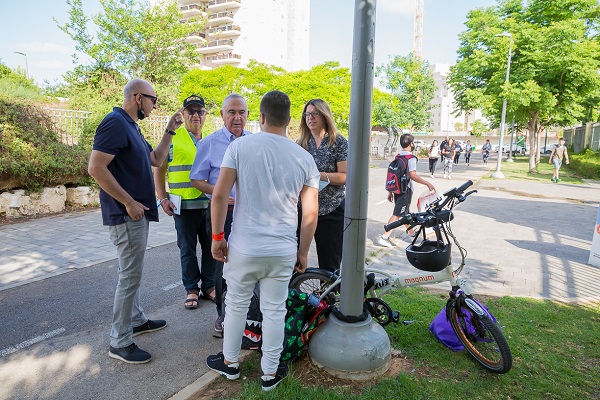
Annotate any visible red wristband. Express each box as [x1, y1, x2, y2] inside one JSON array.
[[212, 232, 225, 241]]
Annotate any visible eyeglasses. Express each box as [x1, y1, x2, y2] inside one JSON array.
[[303, 111, 320, 119], [186, 109, 207, 116], [135, 93, 158, 105]]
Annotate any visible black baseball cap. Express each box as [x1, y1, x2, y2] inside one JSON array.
[[183, 95, 205, 109]]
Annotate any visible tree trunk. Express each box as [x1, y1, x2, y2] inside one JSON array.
[[527, 110, 541, 172]]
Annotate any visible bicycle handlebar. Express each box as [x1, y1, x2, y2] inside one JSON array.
[[383, 180, 474, 232]]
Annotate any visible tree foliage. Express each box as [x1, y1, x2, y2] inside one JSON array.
[[181, 61, 356, 134], [57, 0, 206, 110], [375, 54, 435, 131], [448, 0, 600, 171]]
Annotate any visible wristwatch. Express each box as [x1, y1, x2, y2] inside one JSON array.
[[165, 128, 176, 135]]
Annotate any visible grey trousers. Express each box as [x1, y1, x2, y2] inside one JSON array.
[[108, 216, 149, 348]]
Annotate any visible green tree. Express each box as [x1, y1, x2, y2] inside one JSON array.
[[454, 122, 464, 131], [470, 119, 488, 137], [0, 62, 43, 100], [376, 54, 435, 131], [181, 61, 354, 135], [57, 0, 206, 110], [449, 0, 600, 172]]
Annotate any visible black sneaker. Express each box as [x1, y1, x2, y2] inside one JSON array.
[[261, 363, 288, 391], [132, 319, 166, 337], [108, 343, 151, 364], [206, 352, 240, 380]]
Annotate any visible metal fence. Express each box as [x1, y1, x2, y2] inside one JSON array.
[[43, 108, 265, 146], [563, 122, 600, 153], [44, 108, 92, 146]]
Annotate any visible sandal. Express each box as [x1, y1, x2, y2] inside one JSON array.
[[201, 287, 216, 303], [184, 292, 199, 310]]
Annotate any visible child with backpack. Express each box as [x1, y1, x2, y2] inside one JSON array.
[[378, 134, 436, 247]]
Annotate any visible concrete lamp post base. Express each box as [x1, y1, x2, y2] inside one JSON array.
[[308, 314, 391, 380]]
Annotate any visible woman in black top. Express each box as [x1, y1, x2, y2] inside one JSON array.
[[297, 99, 348, 272]]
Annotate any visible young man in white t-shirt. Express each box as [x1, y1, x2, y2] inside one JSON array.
[[206, 90, 320, 391]]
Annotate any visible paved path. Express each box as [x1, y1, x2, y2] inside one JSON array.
[[2, 161, 599, 302]]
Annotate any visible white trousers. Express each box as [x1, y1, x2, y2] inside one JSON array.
[[222, 247, 295, 375]]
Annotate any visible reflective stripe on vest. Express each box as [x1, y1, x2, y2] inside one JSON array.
[[168, 127, 202, 200]]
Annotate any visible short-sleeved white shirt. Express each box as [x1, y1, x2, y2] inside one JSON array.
[[221, 131, 320, 257], [398, 150, 418, 192]]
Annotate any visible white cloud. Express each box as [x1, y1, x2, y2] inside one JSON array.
[[379, 0, 415, 16]]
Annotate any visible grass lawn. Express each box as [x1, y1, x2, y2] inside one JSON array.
[[195, 288, 599, 400], [481, 154, 584, 184]]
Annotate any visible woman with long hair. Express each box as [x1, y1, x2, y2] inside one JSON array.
[[297, 99, 348, 272], [428, 140, 440, 178]]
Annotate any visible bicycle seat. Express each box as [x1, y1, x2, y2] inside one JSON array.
[[406, 240, 451, 272]]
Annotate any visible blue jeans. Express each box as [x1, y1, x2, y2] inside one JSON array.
[[108, 216, 150, 348], [173, 208, 215, 294]]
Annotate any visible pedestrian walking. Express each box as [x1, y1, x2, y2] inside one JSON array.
[[378, 133, 436, 247], [464, 140, 473, 166], [549, 137, 569, 182], [482, 139, 492, 167], [441, 138, 455, 179], [428, 140, 440, 178]]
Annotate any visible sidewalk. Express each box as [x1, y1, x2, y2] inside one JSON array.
[[1, 163, 599, 298], [0, 210, 177, 292]]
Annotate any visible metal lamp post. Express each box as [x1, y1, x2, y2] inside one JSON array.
[[492, 32, 513, 179], [14, 52, 28, 78]]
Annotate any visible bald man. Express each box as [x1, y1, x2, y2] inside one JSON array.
[[88, 79, 183, 364]]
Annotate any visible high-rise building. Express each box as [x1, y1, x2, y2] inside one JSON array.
[[178, 0, 310, 71], [429, 64, 486, 135]]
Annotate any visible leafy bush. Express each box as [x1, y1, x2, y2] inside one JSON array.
[[0, 96, 92, 191], [569, 148, 600, 179]]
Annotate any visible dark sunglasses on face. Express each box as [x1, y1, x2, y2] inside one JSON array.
[[135, 93, 158, 105], [187, 109, 207, 116]]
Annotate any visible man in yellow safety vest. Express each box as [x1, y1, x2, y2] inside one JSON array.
[[153, 95, 216, 310]]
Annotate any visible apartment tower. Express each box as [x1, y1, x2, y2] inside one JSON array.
[[179, 0, 310, 71]]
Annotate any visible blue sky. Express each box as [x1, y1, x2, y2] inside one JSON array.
[[0, 0, 496, 85]]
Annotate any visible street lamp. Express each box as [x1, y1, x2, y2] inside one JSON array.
[[492, 32, 513, 179], [14, 51, 28, 78]]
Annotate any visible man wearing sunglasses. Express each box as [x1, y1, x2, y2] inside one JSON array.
[[89, 79, 184, 364], [190, 93, 252, 338], [153, 95, 216, 311]]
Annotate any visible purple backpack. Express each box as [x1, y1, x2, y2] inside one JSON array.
[[429, 302, 497, 352]]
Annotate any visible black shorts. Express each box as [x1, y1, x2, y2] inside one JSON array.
[[392, 188, 412, 217]]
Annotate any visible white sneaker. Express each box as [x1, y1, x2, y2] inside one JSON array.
[[448, 174, 452, 180], [443, 173, 447, 179], [377, 235, 395, 248], [430, 174, 434, 178]]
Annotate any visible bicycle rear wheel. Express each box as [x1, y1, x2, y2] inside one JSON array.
[[447, 297, 512, 373], [289, 270, 340, 306]]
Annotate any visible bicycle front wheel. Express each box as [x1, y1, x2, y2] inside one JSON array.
[[290, 270, 339, 306], [447, 298, 512, 374]]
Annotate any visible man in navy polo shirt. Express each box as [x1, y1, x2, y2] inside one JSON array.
[[88, 79, 183, 364]]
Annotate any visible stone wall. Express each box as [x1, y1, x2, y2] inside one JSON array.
[[0, 186, 99, 218]]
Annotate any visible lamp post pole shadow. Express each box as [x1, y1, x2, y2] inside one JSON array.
[[492, 32, 513, 179]]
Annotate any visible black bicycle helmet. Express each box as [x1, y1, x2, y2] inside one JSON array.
[[405, 240, 451, 272]]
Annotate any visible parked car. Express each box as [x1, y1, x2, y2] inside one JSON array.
[[540, 144, 557, 154], [413, 139, 427, 151], [494, 142, 525, 154]]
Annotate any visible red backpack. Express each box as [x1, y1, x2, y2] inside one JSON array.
[[385, 154, 416, 194]]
